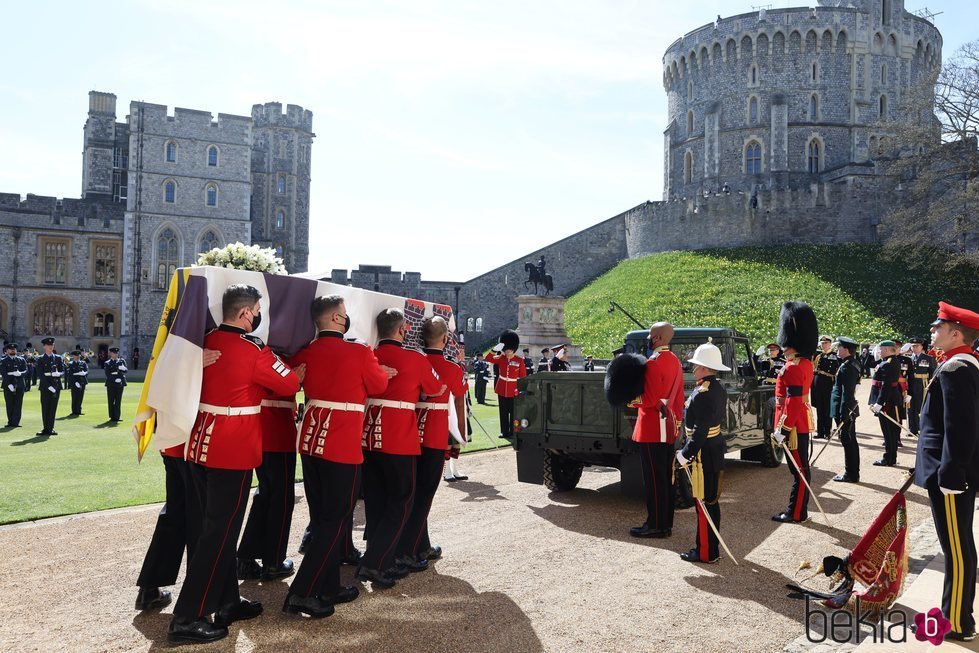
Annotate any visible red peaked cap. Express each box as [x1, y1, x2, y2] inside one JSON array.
[[934, 301, 979, 330]]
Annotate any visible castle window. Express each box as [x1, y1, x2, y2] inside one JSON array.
[[40, 238, 70, 285], [93, 242, 118, 287], [466, 317, 474, 332], [277, 175, 286, 194], [688, 80, 694, 101], [749, 97, 759, 124], [882, 0, 891, 26], [808, 140, 821, 173], [93, 312, 115, 338], [687, 111, 694, 135], [683, 151, 693, 184], [164, 180, 175, 204], [748, 64, 758, 86], [810, 94, 819, 120], [165, 141, 177, 163], [207, 146, 218, 167], [156, 227, 179, 290], [879, 95, 888, 120], [745, 141, 762, 175], [811, 61, 818, 82], [275, 245, 284, 258], [881, 64, 887, 84], [198, 230, 219, 254], [475, 317, 483, 333], [32, 300, 74, 337], [205, 183, 218, 207], [276, 210, 285, 230]]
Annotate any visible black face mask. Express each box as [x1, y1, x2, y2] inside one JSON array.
[[250, 312, 262, 332], [342, 314, 351, 334]]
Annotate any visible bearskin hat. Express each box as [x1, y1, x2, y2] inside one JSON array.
[[776, 301, 819, 358], [499, 329, 520, 352], [604, 352, 647, 407]]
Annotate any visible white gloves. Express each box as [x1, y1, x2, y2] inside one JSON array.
[[51, 371, 62, 377], [774, 429, 787, 444], [8, 370, 21, 377], [491, 343, 504, 353], [904, 395, 912, 406], [119, 366, 128, 372], [114, 378, 122, 383], [74, 382, 81, 389], [47, 386, 57, 393], [675, 450, 689, 467], [6, 384, 13, 392], [870, 403, 883, 414], [941, 487, 964, 496]]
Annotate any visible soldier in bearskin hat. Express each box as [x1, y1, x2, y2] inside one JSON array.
[[484, 330, 526, 439], [771, 301, 818, 523]]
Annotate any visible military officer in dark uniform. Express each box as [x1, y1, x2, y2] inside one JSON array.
[[550, 344, 572, 371], [895, 341, 914, 432], [104, 347, 128, 421], [869, 340, 903, 466], [762, 343, 786, 384], [67, 350, 89, 415], [522, 348, 534, 376], [472, 356, 490, 404], [583, 355, 595, 371], [537, 348, 551, 373], [1, 342, 27, 427], [914, 302, 979, 642], [811, 335, 841, 440], [830, 337, 861, 483], [24, 346, 36, 391], [908, 336, 936, 435], [675, 342, 730, 563], [36, 337, 64, 436], [859, 346, 875, 378]]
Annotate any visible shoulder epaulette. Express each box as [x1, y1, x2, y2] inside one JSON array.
[[697, 381, 710, 393], [241, 333, 265, 349]]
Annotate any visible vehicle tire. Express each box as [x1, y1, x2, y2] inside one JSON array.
[[543, 450, 583, 491], [759, 398, 783, 468]]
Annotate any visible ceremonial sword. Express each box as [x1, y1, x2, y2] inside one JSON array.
[[778, 440, 833, 528], [677, 463, 740, 566], [873, 406, 918, 438], [810, 406, 857, 467]]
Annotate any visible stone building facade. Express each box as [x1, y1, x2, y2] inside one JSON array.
[[0, 91, 313, 358]]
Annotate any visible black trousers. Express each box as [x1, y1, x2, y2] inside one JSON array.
[[70, 384, 85, 415], [785, 434, 811, 521], [39, 385, 59, 433], [360, 451, 415, 572], [909, 390, 924, 434], [397, 447, 445, 558], [3, 388, 23, 426], [474, 380, 487, 404], [137, 456, 201, 588], [836, 415, 860, 480], [238, 451, 296, 566], [811, 380, 832, 438], [292, 456, 360, 598], [637, 441, 675, 530], [107, 383, 124, 421], [878, 406, 901, 463], [694, 467, 722, 561], [498, 396, 514, 438], [173, 464, 252, 619], [928, 485, 977, 636]]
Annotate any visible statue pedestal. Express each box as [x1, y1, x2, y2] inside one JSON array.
[[515, 295, 583, 368]]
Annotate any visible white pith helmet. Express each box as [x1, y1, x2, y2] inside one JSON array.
[[689, 341, 731, 372]]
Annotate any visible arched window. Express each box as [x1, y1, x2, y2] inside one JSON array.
[[879, 95, 888, 120], [205, 183, 218, 207], [811, 61, 818, 82], [466, 317, 474, 332], [93, 311, 116, 337], [810, 94, 819, 120], [808, 140, 821, 173], [207, 145, 218, 167], [165, 141, 177, 163], [198, 230, 219, 254], [749, 96, 759, 123], [164, 180, 175, 203], [275, 210, 285, 230], [687, 111, 694, 135], [156, 227, 179, 290], [683, 151, 693, 184], [275, 245, 284, 258], [745, 141, 762, 175], [475, 317, 483, 333], [687, 80, 694, 101], [32, 300, 74, 336], [277, 175, 286, 194]]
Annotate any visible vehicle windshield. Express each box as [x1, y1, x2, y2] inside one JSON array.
[[624, 335, 736, 381]]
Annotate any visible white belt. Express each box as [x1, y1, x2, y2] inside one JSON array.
[[365, 398, 416, 411], [416, 401, 449, 411], [499, 376, 518, 383], [261, 399, 297, 410], [306, 399, 365, 412], [198, 402, 262, 416]]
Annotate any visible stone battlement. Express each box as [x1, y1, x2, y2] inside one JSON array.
[[251, 102, 314, 132], [128, 102, 252, 141]]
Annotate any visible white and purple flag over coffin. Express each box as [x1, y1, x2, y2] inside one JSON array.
[[133, 266, 459, 460]]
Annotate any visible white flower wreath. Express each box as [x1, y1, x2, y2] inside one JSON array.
[[195, 242, 287, 274]]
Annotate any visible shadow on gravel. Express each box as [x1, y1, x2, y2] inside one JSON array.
[[442, 480, 507, 503]]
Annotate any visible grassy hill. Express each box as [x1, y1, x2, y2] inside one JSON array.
[[565, 245, 979, 357]]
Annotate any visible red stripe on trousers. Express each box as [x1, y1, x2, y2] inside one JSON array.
[[198, 473, 249, 617], [698, 503, 709, 562]]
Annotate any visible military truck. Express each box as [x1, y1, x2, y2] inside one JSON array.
[[512, 328, 780, 500]]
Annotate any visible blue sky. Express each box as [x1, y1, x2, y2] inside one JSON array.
[[0, 1, 973, 281]]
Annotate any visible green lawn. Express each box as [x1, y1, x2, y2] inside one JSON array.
[[0, 381, 510, 525]]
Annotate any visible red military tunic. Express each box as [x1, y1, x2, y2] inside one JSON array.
[[186, 325, 301, 470], [161, 443, 184, 458], [631, 348, 685, 444], [774, 357, 814, 435], [363, 340, 443, 455], [259, 392, 299, 453], [419, 349, 465, 451], [290, 331, 389, 464], [484, 352, 526, 398]]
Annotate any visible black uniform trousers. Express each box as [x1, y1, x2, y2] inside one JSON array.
[[397, 447, 446, 558], [106, 383, 124, 421], [3, 388, 23, 426], [811, 378, 833, 438], [238, 451, 296, 566], [172, 464, 252, 619], [785, 434, 811, 521], [39, 386, 59, 433], [137, 456, 202, 588], [637, 441, 675, 530], [292, 456, 361, 599], [878, 406, 901, 464], [909, 387, 924, 435], [694, 464, 722, 562], [474, 379, 487, 404], [360, 451, 415, 572], [70, 384, 85, 415], [836, 415, 860, 480], [498, 396, 515, 438], [927, 485, 977, 636]]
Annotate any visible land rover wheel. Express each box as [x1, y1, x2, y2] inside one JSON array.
[[543, 450, 583, 492]]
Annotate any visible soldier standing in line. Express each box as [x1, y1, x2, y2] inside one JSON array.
[[583, 355, 595, 371], [859, 346, 875, 378], [1, 342, 27, 427], [67, 350, 89, 416], [675, 342, 730, 563], [771, 302, 818, 524], [914, 302, 979, 642], [907, 336, 936, 435], [472, 355, 490, 404], [444, 343, 470, 483], [104, 347, 128, 422], [869, 340, 903, 467], [24, 345, 36, 391], [550, 344, 572, 371], [537, 347, 551, 373], [36, 337, 64, 436], [811, 335, 841, 440], [522, 348, 534, 376], [762, 343, 786, 385], [484, 330, 527, 439], [895, 340, 914, 436], [830, 337, 861, 483]]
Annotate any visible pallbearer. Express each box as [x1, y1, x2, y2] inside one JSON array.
[[484, 330, 526, 439], [914, 302, 979, 642], [104, 347, 128, 422], [675, 342, 730, 563], [67, 350, 89, 416]]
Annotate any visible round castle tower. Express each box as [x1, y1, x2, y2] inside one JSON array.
[[662, 0, 941, 200]]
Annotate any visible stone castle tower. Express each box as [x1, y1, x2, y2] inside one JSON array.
[[663, 0, 942, 200]]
